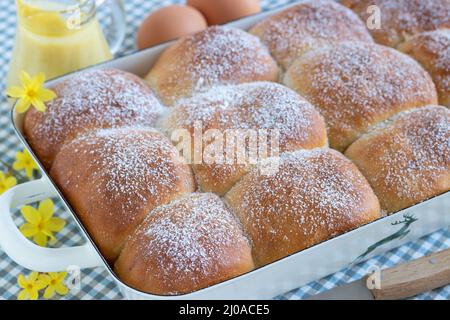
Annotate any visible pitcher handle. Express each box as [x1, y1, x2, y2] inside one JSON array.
[[97, 0, 126, 55]]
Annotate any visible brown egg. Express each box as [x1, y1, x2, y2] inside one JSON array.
[[136, 5, 207, 49], [187, 0, 261, 25]]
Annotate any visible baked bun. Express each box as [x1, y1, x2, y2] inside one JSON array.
[[24, 69, 164, 169], [225, 148, 381, 267], [284, 41, 438, 151], [145, 26, 279, 106], [398, 29, 450, 107], [160, 82, 328, 195], [250, 0, 373, 70], [50, 128, 195, 262], [115, 193, 254, 295], [342, 0, 450, 47], [345, 106, 450, 214]]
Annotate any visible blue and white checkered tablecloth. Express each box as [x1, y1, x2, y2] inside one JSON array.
[[0, 0, 449, 300]]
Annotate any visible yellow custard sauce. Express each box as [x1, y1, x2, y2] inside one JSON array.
[[7, 0, 112, 87]]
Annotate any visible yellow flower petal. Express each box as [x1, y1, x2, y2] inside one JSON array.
[[47, 217, 66, 232], [25, 166, 34, 179], [12, 162, 23, 172], [31, 156, 39, 169], [0, 173, 17, 195], [6, 86, 25, 98], [27, 150, 37, 164], [13, 150, 39, 178], [44, 286, 55, 299], [37, 87, 56, 102], [15, 96, 31, 113], [41, 229, 56, 241], [5, 176, 17, 189], [20, 223, 38, 237], [19, 71, 32, 87], [57, 272, 67, 281], [32, 72, 46, 88], [10, 71, 54, 114], [38, 274, 51, 285], [17, 275, 28, 288], [21, 206, 41, 225], [29, 272, 39, 282], [33, 232, 48, 247], [55, 283, 69, 296], [30, 96, 46, 113], [35, 278, 49, 290], [28, 289, 39, 300], [18, 289, 29, 300], [38, 199, 54, 221], [14, 150, 25, 161]]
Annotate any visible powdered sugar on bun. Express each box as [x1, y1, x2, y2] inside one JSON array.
[[68, 128, 192, 202], [24, 68, 164, 169], [146, 26, 279, 106], [163, 82, 327, 151], [115, 193, 254, 295], [250, 0, 373, 70], [225, 148, 381, 266], [343, 0, 450, 47], [161, 82, 328, 194], [399, 29, 450, 107], [284, 41, 438, 151], [50, 128, 195, 262], [346, 105, 450, 213]]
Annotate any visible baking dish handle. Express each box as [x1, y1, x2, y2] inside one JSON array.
[[0, 178, 103, 272]]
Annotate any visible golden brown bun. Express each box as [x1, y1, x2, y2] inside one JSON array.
[[145, 26, 279, 106], [115, 193, 254, 295], [225, 148, 381, 267], [398, 29, 450, 107], [24, 68, 164, 170], [160, 82, 328, 195], [50, 128, 196, 262], [345, 106, 450, 214], [342, 0, 450, 47], [250, 0, 373, 70], [284, 41, 438, 151]]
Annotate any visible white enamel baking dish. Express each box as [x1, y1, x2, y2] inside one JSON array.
[[1, 1, 449, 300]]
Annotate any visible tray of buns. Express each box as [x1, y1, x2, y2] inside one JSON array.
[[1, 0, 449, 299]]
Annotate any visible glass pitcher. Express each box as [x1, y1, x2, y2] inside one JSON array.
[[7, 0, 126, 88]]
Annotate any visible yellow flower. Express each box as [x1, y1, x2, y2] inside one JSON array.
[[39, 272, 69, 299], [13, 149, 39, 179], [19, 199, 66, 247], [17, 272, 47, 300], [0, 171, 17, 195], [6, 71, 56, 113]]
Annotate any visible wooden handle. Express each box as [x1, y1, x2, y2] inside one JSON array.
[[369, 248, 450, 300]]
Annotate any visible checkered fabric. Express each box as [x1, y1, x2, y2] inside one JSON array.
[[0, 0, 449, 300]]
